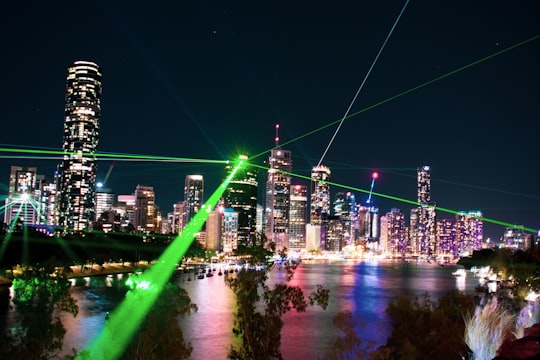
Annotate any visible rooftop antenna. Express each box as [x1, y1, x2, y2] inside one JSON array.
[[275, 123, 280, 149]]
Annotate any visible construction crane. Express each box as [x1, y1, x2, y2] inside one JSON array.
[[366, 171, 378, 205]]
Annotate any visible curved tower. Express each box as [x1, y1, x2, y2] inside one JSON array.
[[58, 61, 102, 231]]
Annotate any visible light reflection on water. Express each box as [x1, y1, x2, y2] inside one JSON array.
[[5, 260, 478, 359]]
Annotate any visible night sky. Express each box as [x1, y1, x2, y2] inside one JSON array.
[[1, 1, 539, 241]]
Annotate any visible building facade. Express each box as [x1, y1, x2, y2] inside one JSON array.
[[265, 146, 292, 250], [57, 60, 102, 231]]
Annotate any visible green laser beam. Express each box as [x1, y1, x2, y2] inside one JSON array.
[[0, 147, 228, 165], [79, 158, 246, 360], [251, 33, 540, 161]]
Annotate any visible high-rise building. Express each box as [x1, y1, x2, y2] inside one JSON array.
[[384, 208, 407, 256], [265, 126, 292, 250], [310, 165, 331, 225], [223, 155, 258, 247], [333, 191, 356, 247], [411, 165, 437, 257], [310, 165, 331, 249], [456, 211, 483, 255], [289, 184, 307, 250], [134, 185, 155, 233], [184, 175, 204, 224], [4, 166, 39, 228], [417, 165, 431, 204], [57, 61, 102, 231], [437, 218, 457, 257]]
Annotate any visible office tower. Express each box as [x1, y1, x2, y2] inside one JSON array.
[[184, 175, 204, 223], [437, 218, 457, 258], [171, 202, 186, 234], [411, 165, 437, 257], [326, 215, 344, 251], [222, 208, 239, 253], [265, 126, 292, 250], [57, 60, 102, 231], [133, 185, 155, 233], [417, 165, 431, 204], [334, 192, 356, 247], [310, 165, 331, 224], [223, 155, 258, 247], [95, 186, 116, 220], [456, 211, 484, 255], [310, 165, 331, 249], [385, 208, 407, 256], [289, 184, 307, 250], [4, 166, 39, 228]]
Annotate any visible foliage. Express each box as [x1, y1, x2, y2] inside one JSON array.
[[464, 298, 516, 360], [380, 290, 475, 360], [225, 233, 329, 360], [0, 266, 78, 360], [118, 282, 198, 360], [324, 311, 378, 360]]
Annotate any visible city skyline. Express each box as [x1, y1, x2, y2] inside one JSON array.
[[1, 1, 539, 240]]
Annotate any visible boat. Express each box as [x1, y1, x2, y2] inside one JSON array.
[[451, 269, 467, 277]]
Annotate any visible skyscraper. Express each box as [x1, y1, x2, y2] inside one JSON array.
[[310, 165, 331, 225], [134, 185, 156, 233], [265, 125, 292, 250], [310, 165, 331, 249], [57, 61, 102, 231], [184, 175, 204, 223], [411, 165, 437, 256], [223, 155, 258, 247], [289, 184, 307, 250]]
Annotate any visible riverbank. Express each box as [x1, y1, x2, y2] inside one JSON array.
[[0, 262, 152, 287]]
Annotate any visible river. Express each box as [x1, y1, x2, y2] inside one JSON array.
[[4, 259, 478, 359]]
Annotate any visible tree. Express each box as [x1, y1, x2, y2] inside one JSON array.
[[225, 233, 329, 360], [0, 266, 78, 360], [380, 290, 476, 360], [119, 282, 197, 360]]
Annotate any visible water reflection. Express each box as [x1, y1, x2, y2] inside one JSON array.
[[4, 260, 478, 359]]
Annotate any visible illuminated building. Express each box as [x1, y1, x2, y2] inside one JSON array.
[[265, 125, 292, 250], [95, 186, 116, 220], [456, 211, 483, 255], [310, 165, 331, 249], [223, 155, 258, 247], [4, 166, 39, 228], [57, 60, 102, 231], [222, 208, 239, 254], [326, 215, 344, 251], [384, 208, 407, 256], [437, 218, 457, 258], [184, 175, 204, 223], [289, 184, 307, 250], [133, 185, 155, 233], [502, 226, 529, 250], [334, 192, 356, 247], [410, 165, 437, 256]]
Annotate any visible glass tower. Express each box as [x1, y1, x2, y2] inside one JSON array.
[[184, 175, 204, 224], [58, 61, 102, 231]]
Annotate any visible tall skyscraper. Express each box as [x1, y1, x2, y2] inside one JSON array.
[[184, 175, 204, 223], [411, 165, 437, 256], [310, 165, 331, 225], [265, 125, 292, 250], [310, 165, 331, 249], [57, 61, 102, 231], [289, 184, 307, 250], [223, 155, 258, 247]]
